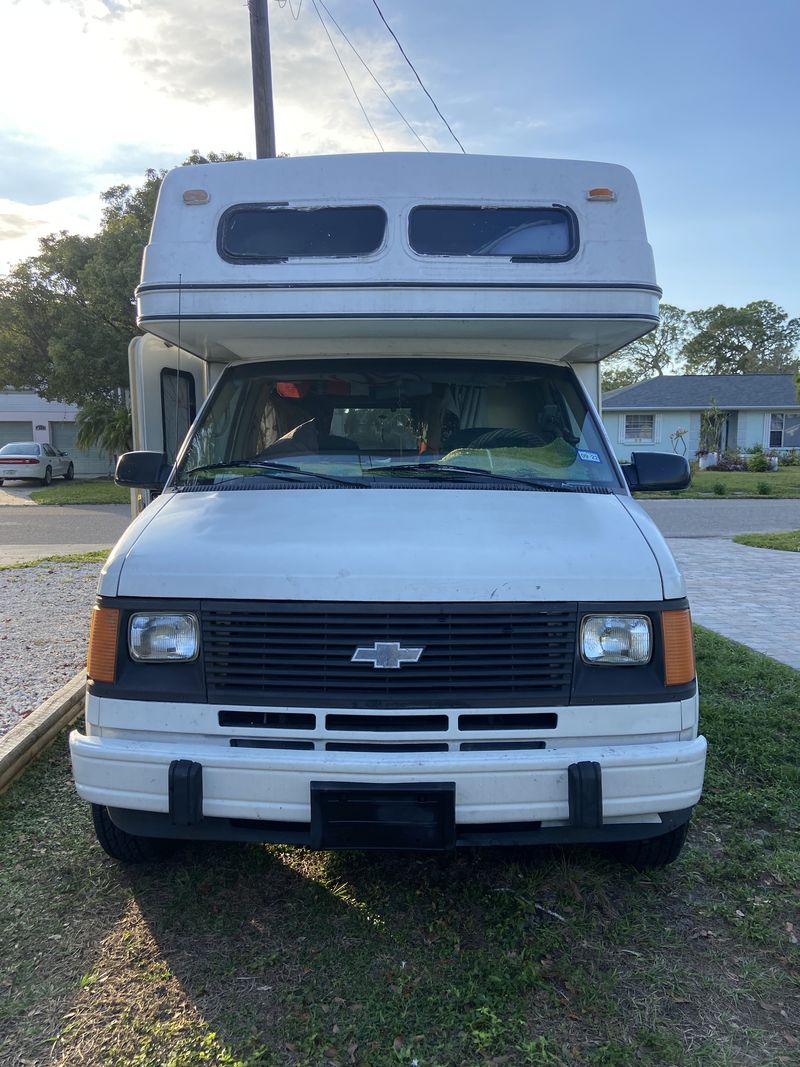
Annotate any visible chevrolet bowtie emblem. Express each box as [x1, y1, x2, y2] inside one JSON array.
[[351, 641, 425, 669]]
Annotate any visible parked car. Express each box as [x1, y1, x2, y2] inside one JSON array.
[[0, 441, 74, 486]]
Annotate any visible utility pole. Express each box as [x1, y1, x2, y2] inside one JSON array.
[[248, 0, 277, 158]]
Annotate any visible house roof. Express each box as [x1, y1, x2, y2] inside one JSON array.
[[603, 373, 800, 411]]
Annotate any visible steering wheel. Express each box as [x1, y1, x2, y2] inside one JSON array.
[[465, 428, 553, 449]]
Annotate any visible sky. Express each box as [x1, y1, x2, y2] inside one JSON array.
[[1, 0, 798, 317]]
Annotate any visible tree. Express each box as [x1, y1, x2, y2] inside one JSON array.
[[683, 300, 800, 375], [0, 150, 245, 449], [602, 304, 690, 393], [76, 399, 133, 457], [601, 361, 642, 395]]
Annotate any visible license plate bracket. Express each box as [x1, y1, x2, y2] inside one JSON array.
[[310, 781, 456, 851]]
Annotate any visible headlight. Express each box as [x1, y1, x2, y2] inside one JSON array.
[[580, 614, 652, 665], [129, 613, 199, 662]]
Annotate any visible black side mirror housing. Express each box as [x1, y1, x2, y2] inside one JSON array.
[[115, 451, 172, 490], [622, 451, 691, 493]]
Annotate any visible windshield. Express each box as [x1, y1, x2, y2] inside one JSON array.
[[174, 359, 622, 492], [0, 442, 39, 455]]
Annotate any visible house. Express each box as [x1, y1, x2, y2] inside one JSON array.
[[0, 390, 113, 475], [601, 373, 800, 462]]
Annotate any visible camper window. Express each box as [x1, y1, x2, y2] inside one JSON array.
[[219, 205, 387, 261], [408, 206, 577, 260]]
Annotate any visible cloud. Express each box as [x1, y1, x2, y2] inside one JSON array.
[[0, 213, 45, 241], [105, 0, 455, 154], [0, 195, 103, 273]]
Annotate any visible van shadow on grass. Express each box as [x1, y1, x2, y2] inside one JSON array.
[[47, 828, 797, 1067]]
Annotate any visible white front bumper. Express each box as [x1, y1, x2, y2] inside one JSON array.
[[70, 731, 707, 827]]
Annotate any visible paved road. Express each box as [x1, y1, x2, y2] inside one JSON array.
[[639, 498, 800, 537], [0, 504, 130, 564], [1, 498, 798, 561]]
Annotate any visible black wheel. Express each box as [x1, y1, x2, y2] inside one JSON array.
[[64, 463, 74, 480], [91, 804, 177, 863], [606, 819, 690, 869], [41, 466, 52, 487]]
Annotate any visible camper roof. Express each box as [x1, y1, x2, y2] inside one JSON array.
[[137, 153, 659, 363]]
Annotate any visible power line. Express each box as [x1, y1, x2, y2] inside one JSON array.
[[314, 0, 430, 151], [275, 0, 303, 19], [310, 0, 384, 151], [369, 0, 465, 153]]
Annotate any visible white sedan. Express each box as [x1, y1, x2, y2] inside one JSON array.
[[0, 442, 75, 486]]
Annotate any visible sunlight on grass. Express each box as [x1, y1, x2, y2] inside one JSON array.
[[733, 529, 800, 552], [30, 480, 129, 505]]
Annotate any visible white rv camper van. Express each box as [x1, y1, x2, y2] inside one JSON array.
[[70, 153, 705, 866]]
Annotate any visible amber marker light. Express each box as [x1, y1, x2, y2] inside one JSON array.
[[662, 609, 695, 686], [586, 187, 616, 201], [87, 607, 120, 683]]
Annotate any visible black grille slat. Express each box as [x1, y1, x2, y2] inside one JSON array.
[[203, 601, 577, 709]]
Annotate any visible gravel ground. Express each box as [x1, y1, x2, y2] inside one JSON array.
[[0, 561, 100, 735]]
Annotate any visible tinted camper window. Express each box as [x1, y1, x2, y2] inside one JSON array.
[[408, 206, 577, 260], [219, 205, 387, 261]]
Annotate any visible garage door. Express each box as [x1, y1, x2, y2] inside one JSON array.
[[0, 421, 34, 447], [50, 422, 112, 476]]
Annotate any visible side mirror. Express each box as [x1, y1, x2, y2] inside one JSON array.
[[622, 451, 691, 493], [115, 451, 172, 490]]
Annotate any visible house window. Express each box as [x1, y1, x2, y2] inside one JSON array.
[[622, 414, 656, 444], [769, 413, 800, 448]]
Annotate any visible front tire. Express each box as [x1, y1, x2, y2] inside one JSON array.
[[64, 463, 74, 481], [606, 819, 690, 869], [40, 466, 52, 487], [91, 804, 177, 863]]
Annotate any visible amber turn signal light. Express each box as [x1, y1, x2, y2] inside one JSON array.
[[662, 609, 695, 686], [87, 607, 120, 683]]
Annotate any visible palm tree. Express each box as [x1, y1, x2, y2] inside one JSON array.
[[76, 398, 132, 460]]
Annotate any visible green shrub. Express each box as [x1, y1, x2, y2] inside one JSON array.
[[757, 481, 772, 495], [709, 449, 747, 472], [747, 452, 769, 472], [779, 448, 800, 467], [712, 482, 727, 496]]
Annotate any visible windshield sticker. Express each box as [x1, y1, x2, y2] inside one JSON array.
[[577, 449, 601, 463]]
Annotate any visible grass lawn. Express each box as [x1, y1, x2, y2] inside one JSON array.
[[1, 628, 798, 1067], [29, 479, 129, 505], [734, 530, 800, 553], [636, 466, 800, 499]]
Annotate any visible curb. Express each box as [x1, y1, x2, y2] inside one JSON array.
[[0, 671, 86, 794]]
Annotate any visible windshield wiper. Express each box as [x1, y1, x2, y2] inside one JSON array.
[[179, 460, 368, 488], [362, 462, 578, 492]]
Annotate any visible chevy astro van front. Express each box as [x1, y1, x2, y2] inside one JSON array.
[[69, 153, 705, 867]]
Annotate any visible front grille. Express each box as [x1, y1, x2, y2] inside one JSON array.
[[203, 601, 577, 708]]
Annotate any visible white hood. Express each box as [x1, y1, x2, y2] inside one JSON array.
[[106, 488, 666, 603]]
